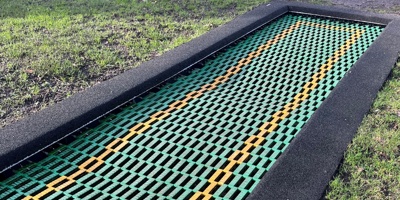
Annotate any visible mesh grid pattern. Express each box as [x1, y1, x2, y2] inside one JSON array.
[[0, 14, 383, 199]]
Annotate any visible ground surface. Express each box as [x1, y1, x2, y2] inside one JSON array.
[[331, 0, 400, 14], [1, 0, 400, 199]]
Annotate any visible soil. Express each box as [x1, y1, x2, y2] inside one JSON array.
[[330, 0, 400, 15], [288, 0, 400, 15]]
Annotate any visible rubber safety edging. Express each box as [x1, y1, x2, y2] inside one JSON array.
[[0, 1, 400, 200]]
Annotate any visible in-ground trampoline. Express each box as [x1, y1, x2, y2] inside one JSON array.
[[1, 2, 400, 200]]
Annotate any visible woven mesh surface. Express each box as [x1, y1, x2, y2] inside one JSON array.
[[0, 13, 383, 200]]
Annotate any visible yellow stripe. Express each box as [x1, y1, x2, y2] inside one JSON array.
[[190, 29, 365, 200], [24, 20, 302, 200], [24, 21, 360, 199]]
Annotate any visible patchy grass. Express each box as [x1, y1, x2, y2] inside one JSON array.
[[326, 62, 400, 199], [0, 0, 270, 127]]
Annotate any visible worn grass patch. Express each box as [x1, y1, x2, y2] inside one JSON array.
[[326, 62, 400, 199], [0, 0, 270, 127]]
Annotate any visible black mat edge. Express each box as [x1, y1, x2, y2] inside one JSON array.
[[248, 2, 400, 200], [0, 3, 289, 173]]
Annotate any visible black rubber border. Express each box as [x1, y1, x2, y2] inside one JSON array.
[[0, 1, 399, 199], [247, 1, 400, 200]]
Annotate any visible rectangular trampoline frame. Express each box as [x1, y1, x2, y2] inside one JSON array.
[[1, 1, 400, 199]]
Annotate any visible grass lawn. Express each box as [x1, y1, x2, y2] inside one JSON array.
[[1, 0, 400, 199]]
